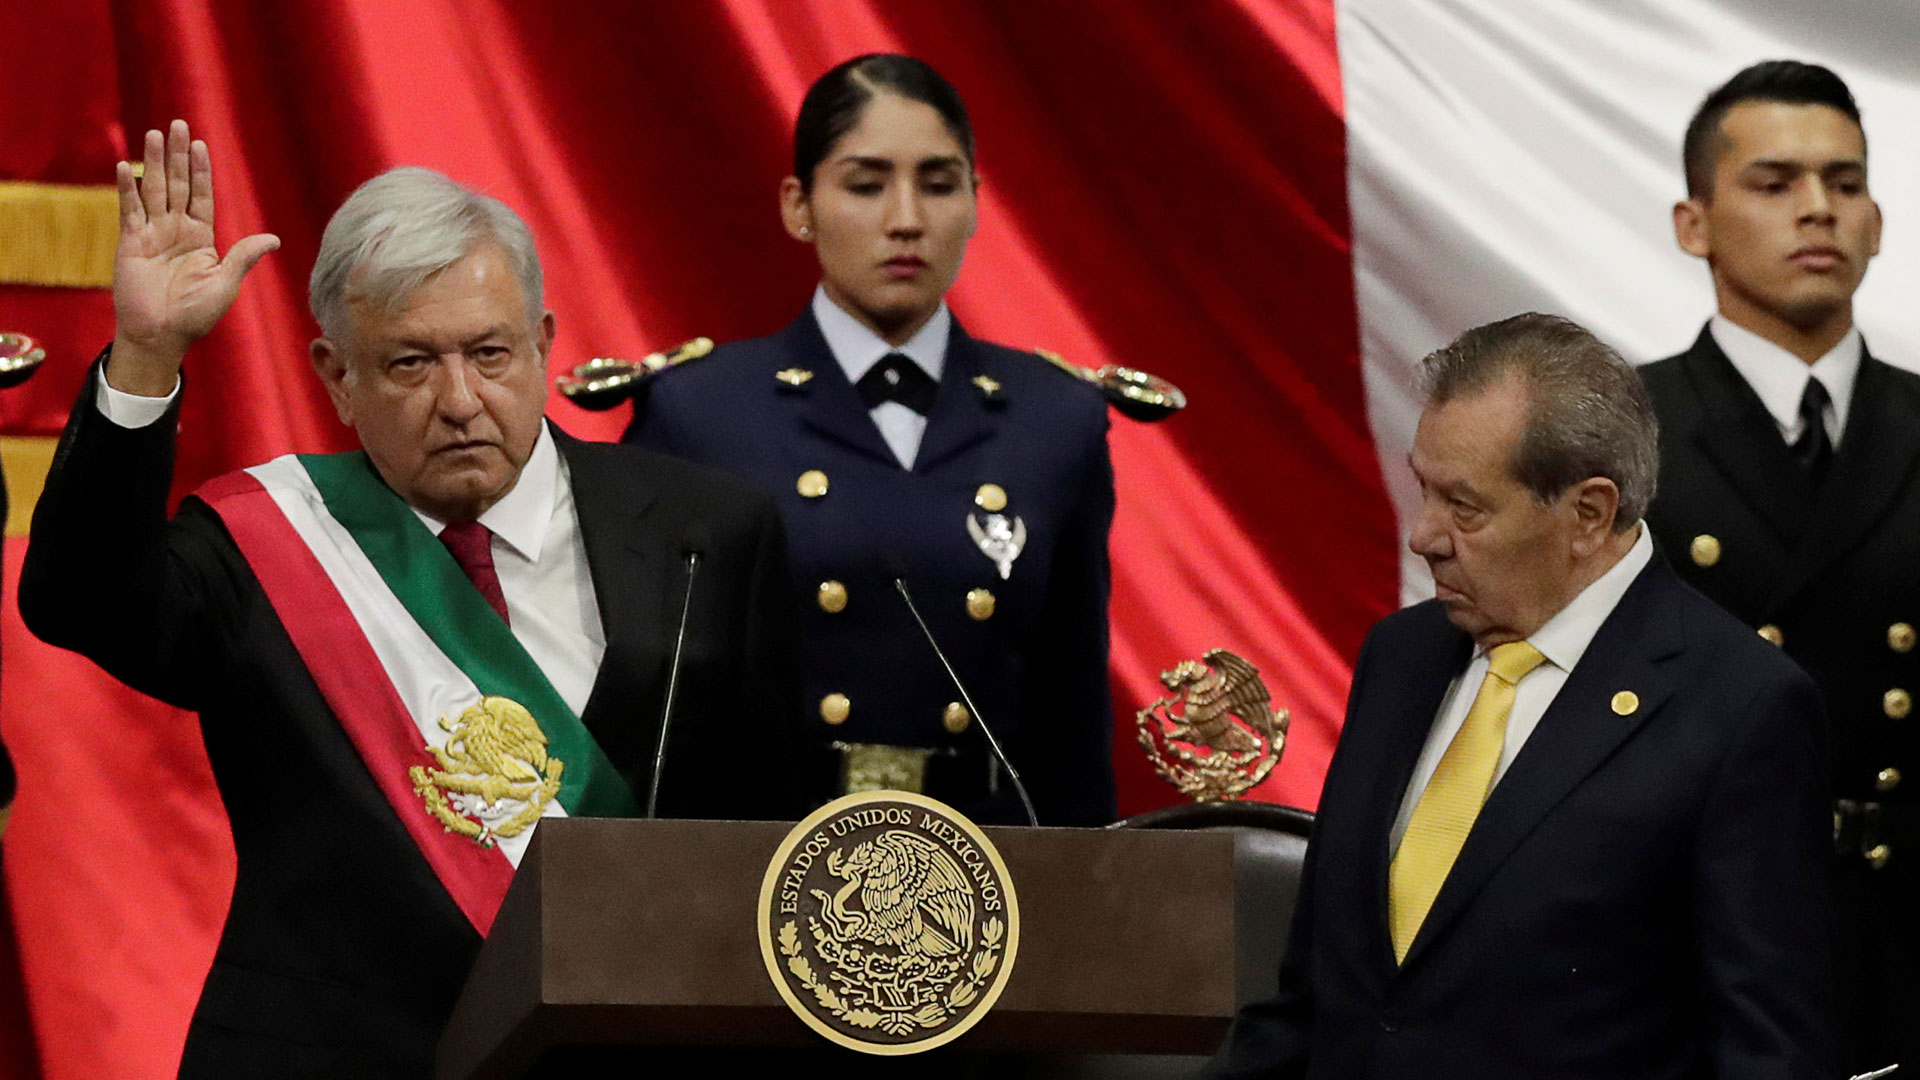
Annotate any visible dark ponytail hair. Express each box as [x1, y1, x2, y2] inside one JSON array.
[[793, 54, 976, 193]]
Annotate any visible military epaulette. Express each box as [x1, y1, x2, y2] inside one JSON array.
[[555, 337, 714, 410], [0, 330, 45, 389], [1033, 348, 1186, 422]]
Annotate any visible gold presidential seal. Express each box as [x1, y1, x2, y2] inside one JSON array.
[[1137, 648, 1289, 801], [757, 791, 1020, 1055]]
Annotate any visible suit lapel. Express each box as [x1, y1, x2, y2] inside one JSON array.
[[1361, 611, 1473, 975], [1396, 557, 1682, 972], [780, 313, 911, 468], [1770, 352, 1920, 610], [552, 428, 669, 774], [913, 322, 1000, 473], [1679, 328, 1816, 547]]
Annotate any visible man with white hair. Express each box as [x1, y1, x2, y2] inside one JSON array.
[[21, 121, 799, 1077]]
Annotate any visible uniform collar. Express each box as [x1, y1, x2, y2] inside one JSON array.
[[1708, 314, 1861, 442], [811, 284, 950, 389], [412, 420, 559, 561], [1491, 524, 1653, 676]]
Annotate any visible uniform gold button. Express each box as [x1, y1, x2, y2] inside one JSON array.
[[974, 483, 1008, 513], [819, 693, 850, 726], [1610, 691, 1639, 716], [1877, 767, 1902, 792], [1892, 623, 1917, 653], [817, 580, 848, 614], [943, 702, 972, 733], [1868, 844, 1893, 871], [1757, 625, 1784, 646], [1689, 534, 1721, 567], [797, 470, 829, 498], [1885, 689, 1912, 720], [965, 588, 996, 620]]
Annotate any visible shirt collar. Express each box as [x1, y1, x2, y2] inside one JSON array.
[[1709, 314, 1861, 440], [1502, 523, 1653, 675], [811, 284, 950, 388], [412, 420, 559, 562]]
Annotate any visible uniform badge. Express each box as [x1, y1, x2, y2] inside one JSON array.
[[408, 696, 563, 848], [758, 791, 1020, 1055], [967, 512, 1026, 580], [776, 367, 815, 387], [1136, 649, 1289, 801]]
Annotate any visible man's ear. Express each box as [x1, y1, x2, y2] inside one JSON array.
[[537, 310, 556, 361], [311, 338, 354, 427], [1674, 197, 1712, 259], [1569, 477, 1622, 557], [779, 176, 813, 242]]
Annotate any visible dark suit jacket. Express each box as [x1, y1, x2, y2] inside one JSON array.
[[1643, 325, 1920, 1069], [19, 363, 801, 1078], [624, 311, 1116, 825], [1209, 554, 1833, 1079]]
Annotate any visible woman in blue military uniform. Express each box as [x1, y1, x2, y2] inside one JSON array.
[[614, 55, 1174, 826]]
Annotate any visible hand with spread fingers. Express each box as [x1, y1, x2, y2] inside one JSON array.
[[108, 119, 280, 396]]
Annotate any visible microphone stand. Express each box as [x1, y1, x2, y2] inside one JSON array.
[[892, 577, 1040, 827]]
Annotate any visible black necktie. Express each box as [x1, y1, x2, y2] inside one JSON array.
[[1790, 377, 1833, 485], [854, 353, 938, 415]]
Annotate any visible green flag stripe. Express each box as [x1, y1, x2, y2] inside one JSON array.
[[297, 452, 639, 819]]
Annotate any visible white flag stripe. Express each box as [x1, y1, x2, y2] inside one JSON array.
[[246, 457, 564, 867], [1341, 0, 1920, 604]]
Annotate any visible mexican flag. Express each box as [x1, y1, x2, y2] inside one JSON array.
[[4, 1, 1919, 1078]]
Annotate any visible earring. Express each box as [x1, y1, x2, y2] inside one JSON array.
[[798, 225, 812, 238]]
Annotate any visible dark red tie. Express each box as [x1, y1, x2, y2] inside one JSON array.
[[440, 521, 509, 626]]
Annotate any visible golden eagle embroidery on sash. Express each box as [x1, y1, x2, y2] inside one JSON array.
[[408, 696, 565, 847]]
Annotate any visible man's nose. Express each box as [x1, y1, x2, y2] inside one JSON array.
[[1407, 506, 1450, 559], [435, 357, 484, 422], [1799, 177, 1836, 222]]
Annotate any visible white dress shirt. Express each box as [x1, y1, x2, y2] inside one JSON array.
[[812, 285, 951, 469], [1390, 525, 1654, 853], [98, 377, 605, 716], [1709, 315, 1861, 447]]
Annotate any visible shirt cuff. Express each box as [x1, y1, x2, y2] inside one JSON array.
[[94, 371, 181, 429]]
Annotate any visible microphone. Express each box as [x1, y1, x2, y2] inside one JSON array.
[[646, 524, 707, 818], [884, 556, 1040, 827]]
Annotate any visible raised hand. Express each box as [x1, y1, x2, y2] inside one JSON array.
[[107, 119, 280, 396]]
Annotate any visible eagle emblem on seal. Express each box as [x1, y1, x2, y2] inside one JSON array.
[[1136, 649, 1289, 801], [408, 695, 564, 847], [760, 793, 1018, 1054]]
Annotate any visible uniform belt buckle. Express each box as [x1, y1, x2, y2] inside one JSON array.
[[832, 742, 935, 796], [1834, 799, 1891, 868]]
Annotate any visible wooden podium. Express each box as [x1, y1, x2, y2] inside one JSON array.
[[436, 818, 1237, 1078]]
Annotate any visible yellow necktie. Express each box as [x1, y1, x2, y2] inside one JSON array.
[[1388, 640, 1547, 963]]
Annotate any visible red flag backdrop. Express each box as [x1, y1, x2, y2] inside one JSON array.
[[0, 2, 1392, 1076]]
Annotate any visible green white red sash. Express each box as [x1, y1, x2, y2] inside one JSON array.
[[196, 451, 639, 934]]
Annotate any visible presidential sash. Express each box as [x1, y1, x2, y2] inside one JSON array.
[[197, 452, 638, 934]]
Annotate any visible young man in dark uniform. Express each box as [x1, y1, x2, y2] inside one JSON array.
[[1642, 60, 1916, 1072]]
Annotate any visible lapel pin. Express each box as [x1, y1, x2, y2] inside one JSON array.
[[971, 373, 1002, 399], [1610, 690, 1640, 717], [967, 512, 1027, 581], [775, 368, 814, 388], [1689, 534, 1721, 567]]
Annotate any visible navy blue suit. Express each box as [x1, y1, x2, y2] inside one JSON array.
[[1208, 553, 1833, 1079], [1644, 326, 1920, 1070], [624, 310, 1117, 826]]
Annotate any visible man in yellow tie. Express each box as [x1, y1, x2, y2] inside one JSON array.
[[1209, 313, 1833, 1078]]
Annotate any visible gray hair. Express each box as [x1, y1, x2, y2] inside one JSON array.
[[308, 167, 543, 342], [1417, 313, 1659, 531]]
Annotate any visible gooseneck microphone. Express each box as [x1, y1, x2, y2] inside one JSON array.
[[646, 525, 706, 818], [886, 559, 1040, 827]]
